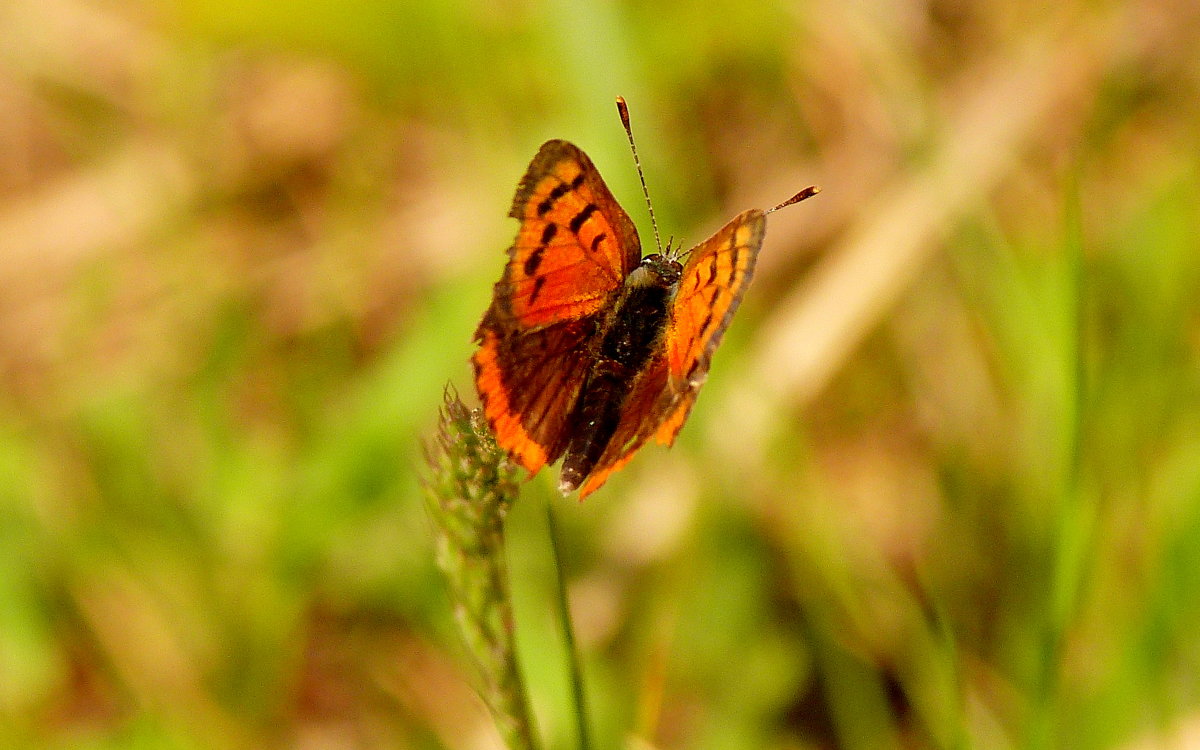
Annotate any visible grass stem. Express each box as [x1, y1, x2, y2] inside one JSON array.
[[546, 502, 592, 750]]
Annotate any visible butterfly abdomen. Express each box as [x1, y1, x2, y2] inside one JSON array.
[[559, 260, 680, 493]]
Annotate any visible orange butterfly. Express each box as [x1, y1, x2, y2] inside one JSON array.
[[474, 98, 818, 498]]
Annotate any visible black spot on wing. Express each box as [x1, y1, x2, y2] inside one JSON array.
[[704, 255, 719, 286], [727, 239, 741, 287], [529, 276, 546, 305], [570, 203, 598, 234], [523, 249, 542, 276], [524, 223, 557, 275], [538, 182, 569, 216], [698, 288, 722, 339], [535, 172, 586, 217]]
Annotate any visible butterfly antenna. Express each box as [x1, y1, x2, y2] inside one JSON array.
[[616, 96, 665, 255], [766, 185, 821, 214]]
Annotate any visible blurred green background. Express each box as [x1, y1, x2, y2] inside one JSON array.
[[2, 0, 1199, 748]]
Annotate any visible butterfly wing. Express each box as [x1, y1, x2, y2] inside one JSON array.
[[655, 209, 765, 446], [574, 210, 766, 498], [474, 140, 641, 475], [474, 316, 599, 474], [490, 139, 642, 329]]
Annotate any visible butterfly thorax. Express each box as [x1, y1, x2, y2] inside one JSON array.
[[558, 253, 683, 492]]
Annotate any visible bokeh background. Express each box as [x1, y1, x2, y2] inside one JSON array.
[[3, 0, 1199, 748]]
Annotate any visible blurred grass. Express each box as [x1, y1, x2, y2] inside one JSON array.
[[2, 0, 1200, 748]]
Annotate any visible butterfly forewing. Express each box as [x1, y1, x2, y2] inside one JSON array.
[[654, 209, 764, 446], [497, 140, 642, 329]]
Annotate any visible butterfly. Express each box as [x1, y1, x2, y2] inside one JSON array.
[[473, 99, 817, 498]]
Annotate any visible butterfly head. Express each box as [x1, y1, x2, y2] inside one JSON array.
[[632, 253, 683, 288]]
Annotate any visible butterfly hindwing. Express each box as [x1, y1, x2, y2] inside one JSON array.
[[474, 140, 641, 473], [473, 315, 597, 474]]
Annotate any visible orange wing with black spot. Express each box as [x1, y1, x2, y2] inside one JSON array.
[[654, 209, 765, 446], [573, 210, 766, 498], [473, 140, 641, 475], [488, 140, 641, 329]]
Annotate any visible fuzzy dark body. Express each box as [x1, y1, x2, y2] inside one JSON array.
[[559, 268, 675, 490]]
